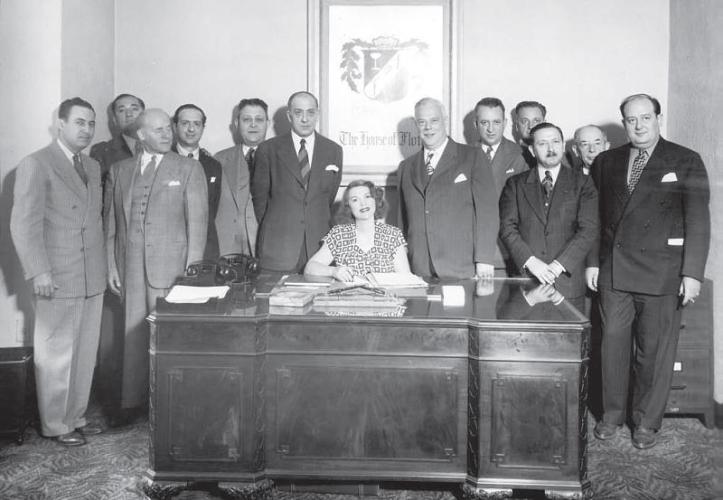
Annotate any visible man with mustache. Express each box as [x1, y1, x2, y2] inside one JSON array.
[[105, 108, 207, 424], [499, 122, 599, 313], [11, 98, 106, 446], [90, 93, 145, 188]]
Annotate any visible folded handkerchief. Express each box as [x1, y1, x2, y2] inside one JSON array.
[[454, 173, 468, 183], [505, 168, 514, 174], [325, 164, 339, 172], [210, 176, 217, 183], [667, 238, 684, 246], [661, 172, 677, 183], [168, 180, 181, 186]]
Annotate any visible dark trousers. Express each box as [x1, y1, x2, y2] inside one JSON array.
[[598, 286, 681, 429]]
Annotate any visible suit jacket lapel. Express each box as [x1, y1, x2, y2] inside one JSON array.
[[624, 140, 668, 214], [121, 156, 140, 228], [282, 134, 305, 188], [222, 146, 241, 210], [522, 168, 546, 225], [548, 166, 573, 226], [49, 142, 86, 199], [410, 151, 426, 194], [609, 146, 631, 208], [430, 139, 456, 181]]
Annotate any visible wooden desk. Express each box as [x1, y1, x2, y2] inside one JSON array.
[[144, 276, 591, 499]]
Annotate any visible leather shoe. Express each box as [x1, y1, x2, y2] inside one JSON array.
[[55, 431, 86, 447], [76, 423, 103, 435], [593, 421, 620, 440], [632, 426, 657, 449]]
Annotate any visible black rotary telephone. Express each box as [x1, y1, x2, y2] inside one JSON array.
[[185, 253, 259, 285]]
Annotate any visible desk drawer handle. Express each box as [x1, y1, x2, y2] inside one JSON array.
[[671, 384, 687, 391]]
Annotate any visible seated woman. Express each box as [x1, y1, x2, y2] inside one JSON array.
[[304, 180, 411, 282]]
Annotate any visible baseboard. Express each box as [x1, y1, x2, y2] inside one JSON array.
[[716, 402, 723, 429]]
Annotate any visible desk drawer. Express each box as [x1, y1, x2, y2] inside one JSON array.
[[666, 348, 711, 412]]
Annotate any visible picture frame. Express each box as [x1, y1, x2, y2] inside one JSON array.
[[309, 0, 456, 185]]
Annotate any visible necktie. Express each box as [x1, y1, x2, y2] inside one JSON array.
[[142, 155, 157, 177], [484, 145, 493, 162], [425, 152, 434, 176], [72, 154, 88, 185], [299, 139, 310, 182], [245, 147, 256, 177], [187, 153, 194, 159], [628, 149, 648, 193], [542, 170, 554, 204]]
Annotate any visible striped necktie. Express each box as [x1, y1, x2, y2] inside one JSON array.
[[72, 154, 88, 185], [299, 139, 310, 184]]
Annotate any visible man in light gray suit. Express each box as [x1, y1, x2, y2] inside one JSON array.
[[215, 98, 268, 256], [11, 97, 106, 446], [105, 108, 207, 424]]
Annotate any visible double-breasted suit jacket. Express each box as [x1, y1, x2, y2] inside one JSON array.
[[590, 138, 710, 294], [105, 151, 208, 291], [215, 144, 258, 257], [11, 141, 106, 436], [499, 165, 599, 300], [251, 132, 343, 271], [397, 138, 498, 279], [12, 142, 106, 296]]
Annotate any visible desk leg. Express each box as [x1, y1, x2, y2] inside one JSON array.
[[139, 477, 186, 500], [140, 478, 274, 500]]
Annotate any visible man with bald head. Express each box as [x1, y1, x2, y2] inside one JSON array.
[[105, 108, 208, 423], [251, 91, 343, 272], [397, 97, 498, 279], [573, 125, 610, 175]]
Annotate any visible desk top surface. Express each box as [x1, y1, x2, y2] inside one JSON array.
[[153, 273, 588, 326]]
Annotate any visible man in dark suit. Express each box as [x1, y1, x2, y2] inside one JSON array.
[[474, 97, 528, 196], [106, 108, 207, 423], [90, 93, 145, 186], [397, 97, 498, 279], [587, 93, 710, 449], [512, 100, 546, 169], [215, 98, 268, 257], [90, 93, 145, 422], [172, 103, 222, 260], [572, 125, 610, 175], [474, 97, 529, 274], [251, 91, 343, 272], [499, 122, 599, 313], [11, 98, 106, 446]]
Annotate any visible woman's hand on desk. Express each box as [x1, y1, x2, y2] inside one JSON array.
[[332, 266, 356, 282]]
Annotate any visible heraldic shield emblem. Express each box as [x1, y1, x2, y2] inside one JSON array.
[[341, 36, 428, 103]]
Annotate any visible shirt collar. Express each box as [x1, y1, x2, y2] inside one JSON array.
[[537, 164, 562, 185], [481, 141, 500, 155], [56, 138, 77, 163], [176, 144, 199, 160], [141, 150, 164, 166], [424, 137, 449, 156], [291, 130, 315, 150]]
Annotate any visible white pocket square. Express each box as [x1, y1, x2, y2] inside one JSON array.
[[325, 164, 339, 172], [454, 173, 468, 183], [210, 176, 217, 183], [661, 172, 677, 182], [667, 238, 684, 246], [505, 168, 514, 174], [168, 180, 181, 187]]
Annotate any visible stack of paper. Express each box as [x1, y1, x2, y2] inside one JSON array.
[[165, 285, 229, 304], [367, 272, 427, 288]]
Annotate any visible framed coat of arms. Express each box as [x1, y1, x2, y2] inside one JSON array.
[[309, 0, 456, 184]]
